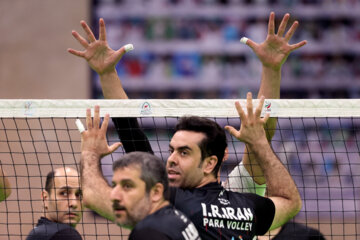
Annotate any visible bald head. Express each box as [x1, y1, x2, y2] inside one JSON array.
[[45, 167, 79, 194]]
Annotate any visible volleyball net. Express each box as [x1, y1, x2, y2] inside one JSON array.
[[0, 99, 359, 239]]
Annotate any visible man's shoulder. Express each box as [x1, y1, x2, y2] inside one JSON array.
[[26, 219, 80, 240], [138, 205, 187, 227], [132, 205, 199, 240]]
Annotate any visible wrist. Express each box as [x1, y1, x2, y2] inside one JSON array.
[[81, 151, 102, 164], [99, 68, 118, 79]]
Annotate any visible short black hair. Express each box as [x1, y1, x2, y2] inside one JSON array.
[[113, 152, 168, 195], [175, 116, 227, 177], [45, 170, 56, 194]]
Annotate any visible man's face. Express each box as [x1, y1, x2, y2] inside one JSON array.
[[43, 168, 83, 227], [167, 130, 206, 188], [110, 166, 151, 229]]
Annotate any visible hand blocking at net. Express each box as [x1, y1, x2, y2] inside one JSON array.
[[225, 92, 270, 146], [78, 106, 122, 159]]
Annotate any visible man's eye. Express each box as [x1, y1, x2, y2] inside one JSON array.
[[76, 192, 83, 198], [123, 184, 132, 190], [169, 149, 174, 154], [180, 151, 188, 156], [60, 191, 68, 196]]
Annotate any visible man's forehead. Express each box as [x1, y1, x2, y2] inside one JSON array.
[[53, 176, 80, 188], [112, 166, 142, 182], [170, 130, 206, 147], [53, 170, 80, 189]]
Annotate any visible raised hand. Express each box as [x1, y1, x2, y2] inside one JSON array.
[[243, 12, 307, 70], [68, 18, 133, 76], [80, 105, 122, 158], [225, 92, 270, 146]]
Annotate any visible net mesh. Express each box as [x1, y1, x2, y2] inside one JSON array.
[[0, 99, 359, 239]]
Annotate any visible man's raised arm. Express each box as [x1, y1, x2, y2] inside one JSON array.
[[231, 12, 307, 185], [69, 19, 153, 153], [68, 18, 130, 100], [226, 93, 302, 230], [80, 106, 122, 221]]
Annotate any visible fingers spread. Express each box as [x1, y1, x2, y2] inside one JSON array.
[[290, 40, 307, 51], [246, 92, 254, 118], [277, 13, 290, 37], [235, 101, 246, 122], [255, 96, 265, 118], [268, 12, 275, 35], [81, 20, 96, 43], [86, 108, 92, 130], [72, 30, 89, 48], [224, 126, 239, 138], [99, 18, 107, 42], [101, 113, 110, 132], [67, 48, 85, 58], [284, 21, 298, 42], [93, 105, 100, 129], [109, 142, 122, 154]]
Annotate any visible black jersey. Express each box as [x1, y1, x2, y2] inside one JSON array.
[[26, 217, 82, 240], [272, 221, 325, 240], [130, 205, 200, 240], [169, 182, 275, 240], [113, 118, 275, 239]]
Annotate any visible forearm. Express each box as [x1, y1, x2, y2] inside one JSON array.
[[80, 151, 114, 221], [99, 69, 128, 99], [242, 66, 280, 184], [112, 118, 153, 154], [248, 137, 301, 227]]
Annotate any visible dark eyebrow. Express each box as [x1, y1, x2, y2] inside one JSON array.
[[169, 144, 192, 152]]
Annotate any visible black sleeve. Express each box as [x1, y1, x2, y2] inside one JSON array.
[[129, 228, 171, 240], [243, 193, 275, 236], [50, 228, 82, 240], [112, 117, 153, 153]]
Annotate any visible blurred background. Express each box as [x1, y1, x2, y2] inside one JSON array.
[[91, 0, 360, 100], [1, 0, 359, 100]]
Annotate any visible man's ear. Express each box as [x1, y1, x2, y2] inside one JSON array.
[[42, 190, 49, 209], [203, 156, 218, 175], [150, 183, 164, 202]]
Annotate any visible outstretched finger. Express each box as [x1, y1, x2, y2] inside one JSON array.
[[255, 96, 265, 118], [277, 13, 290, 37], [224, 126, 239, 139], [81, 20, 96, 43], [234, 101, 246, 122], [243, 38, 259, 52], [101, 113, 110, 133], [99, 18, 107, 42], [72, 30, 89, 48], [263, 113, 270, 124], [67, 48, 85, 58], [86, 108, 92, 130], [246, 92, 254, 118], [93, 105, 100, 129], [290, 40, 307, 51], [267, 12, 275, 35], [284, 21, 299, 42], [108, 142, 123, 154]]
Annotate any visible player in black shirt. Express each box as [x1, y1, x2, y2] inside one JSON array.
[[26, 167, 83, 240], [26, 217, 82, 240], [69, 12, 306, 239], [80, 110, 200, 240], [78, 95, 301, 240]]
